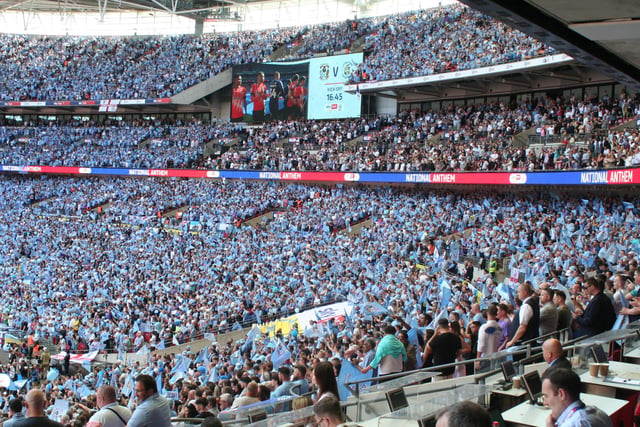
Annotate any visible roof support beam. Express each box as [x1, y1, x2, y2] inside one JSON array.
[[149, 0, 172, 14], [97, 0, 108, 21]]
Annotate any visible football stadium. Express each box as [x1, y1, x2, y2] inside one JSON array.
[[0, 0, 639, 425]]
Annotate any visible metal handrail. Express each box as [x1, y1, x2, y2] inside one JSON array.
[[345, 344, 533, 421]]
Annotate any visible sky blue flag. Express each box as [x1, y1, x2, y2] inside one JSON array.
[[78, 384, 92, 399], [506, 284, 516, 307], [170, 355, 188, 374], [271, 339, 291, 370], [619, 290, 629, 309], [406, 326, 423, 369], [155, 372, 164, 395], [13, 379, 28, 391], [481, 280, 490, 302], [496, 282, 515, 306], [110, 371, 119, 394], [121, 373, 134, 398], [440, 282, 452, 309], [427, 309, 448, 329], [47, 369, 60, 382], [242, 328, 259, 354], [194, 347, 207, 365], [207, 365, 219, 383], [361, 301, 387, 317], [229, 349, 242, 366], [337, 361, 372, 400], [343, 309, 354, 331], [95, 369, 106, 388], [169, 371, 185, 385], [418, 286, 430, 305], [407, 327, 419, 348]]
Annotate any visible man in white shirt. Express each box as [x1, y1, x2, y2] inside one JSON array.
[[477, 305, 502, 363], [230, 381, 260, 409], [506, 283, 539, 347], [87, 385, 131, 427]]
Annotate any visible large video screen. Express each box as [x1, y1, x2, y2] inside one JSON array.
[[307, 52, 363, 120], [231, 61, 308, 123]]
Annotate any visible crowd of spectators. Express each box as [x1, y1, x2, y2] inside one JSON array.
[[279, 18, 382, 60], [0, 174, 639, 424], [0, 119, 235, 169], [212, 93, 640, 172], [0, 4, 557, 102], [354, 4, 555, 82], [0, 29, 301, 101], [1, 176, 639, 343], [1, 93, 639, 172], [0, 3, 639, 426]]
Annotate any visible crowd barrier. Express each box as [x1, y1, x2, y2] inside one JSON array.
[[337, 324, 640, 426]]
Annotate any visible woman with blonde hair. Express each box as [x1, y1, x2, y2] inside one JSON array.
[[292, 395, 313, 410]]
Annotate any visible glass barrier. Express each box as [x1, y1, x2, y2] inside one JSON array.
[[378, 384, 495, 424], [357, 371, 440, 396], [246, 405, 316, 427]]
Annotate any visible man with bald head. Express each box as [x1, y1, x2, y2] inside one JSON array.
[[86, 385, 132, 427], [17, 389, 63, 426], [230, 381, 260, 409], [542, 338, 572, 378]]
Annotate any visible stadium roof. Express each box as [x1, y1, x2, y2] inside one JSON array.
[[460, 0, 640, 92], [0, 0, 247, 20]]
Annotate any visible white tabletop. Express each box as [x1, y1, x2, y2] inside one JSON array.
[[357, 417, 418, 427], [580, 360, 640, 392], [624, 347, 640, 359], [490, 384, 528, 398], [501, 393, 628, 427]]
